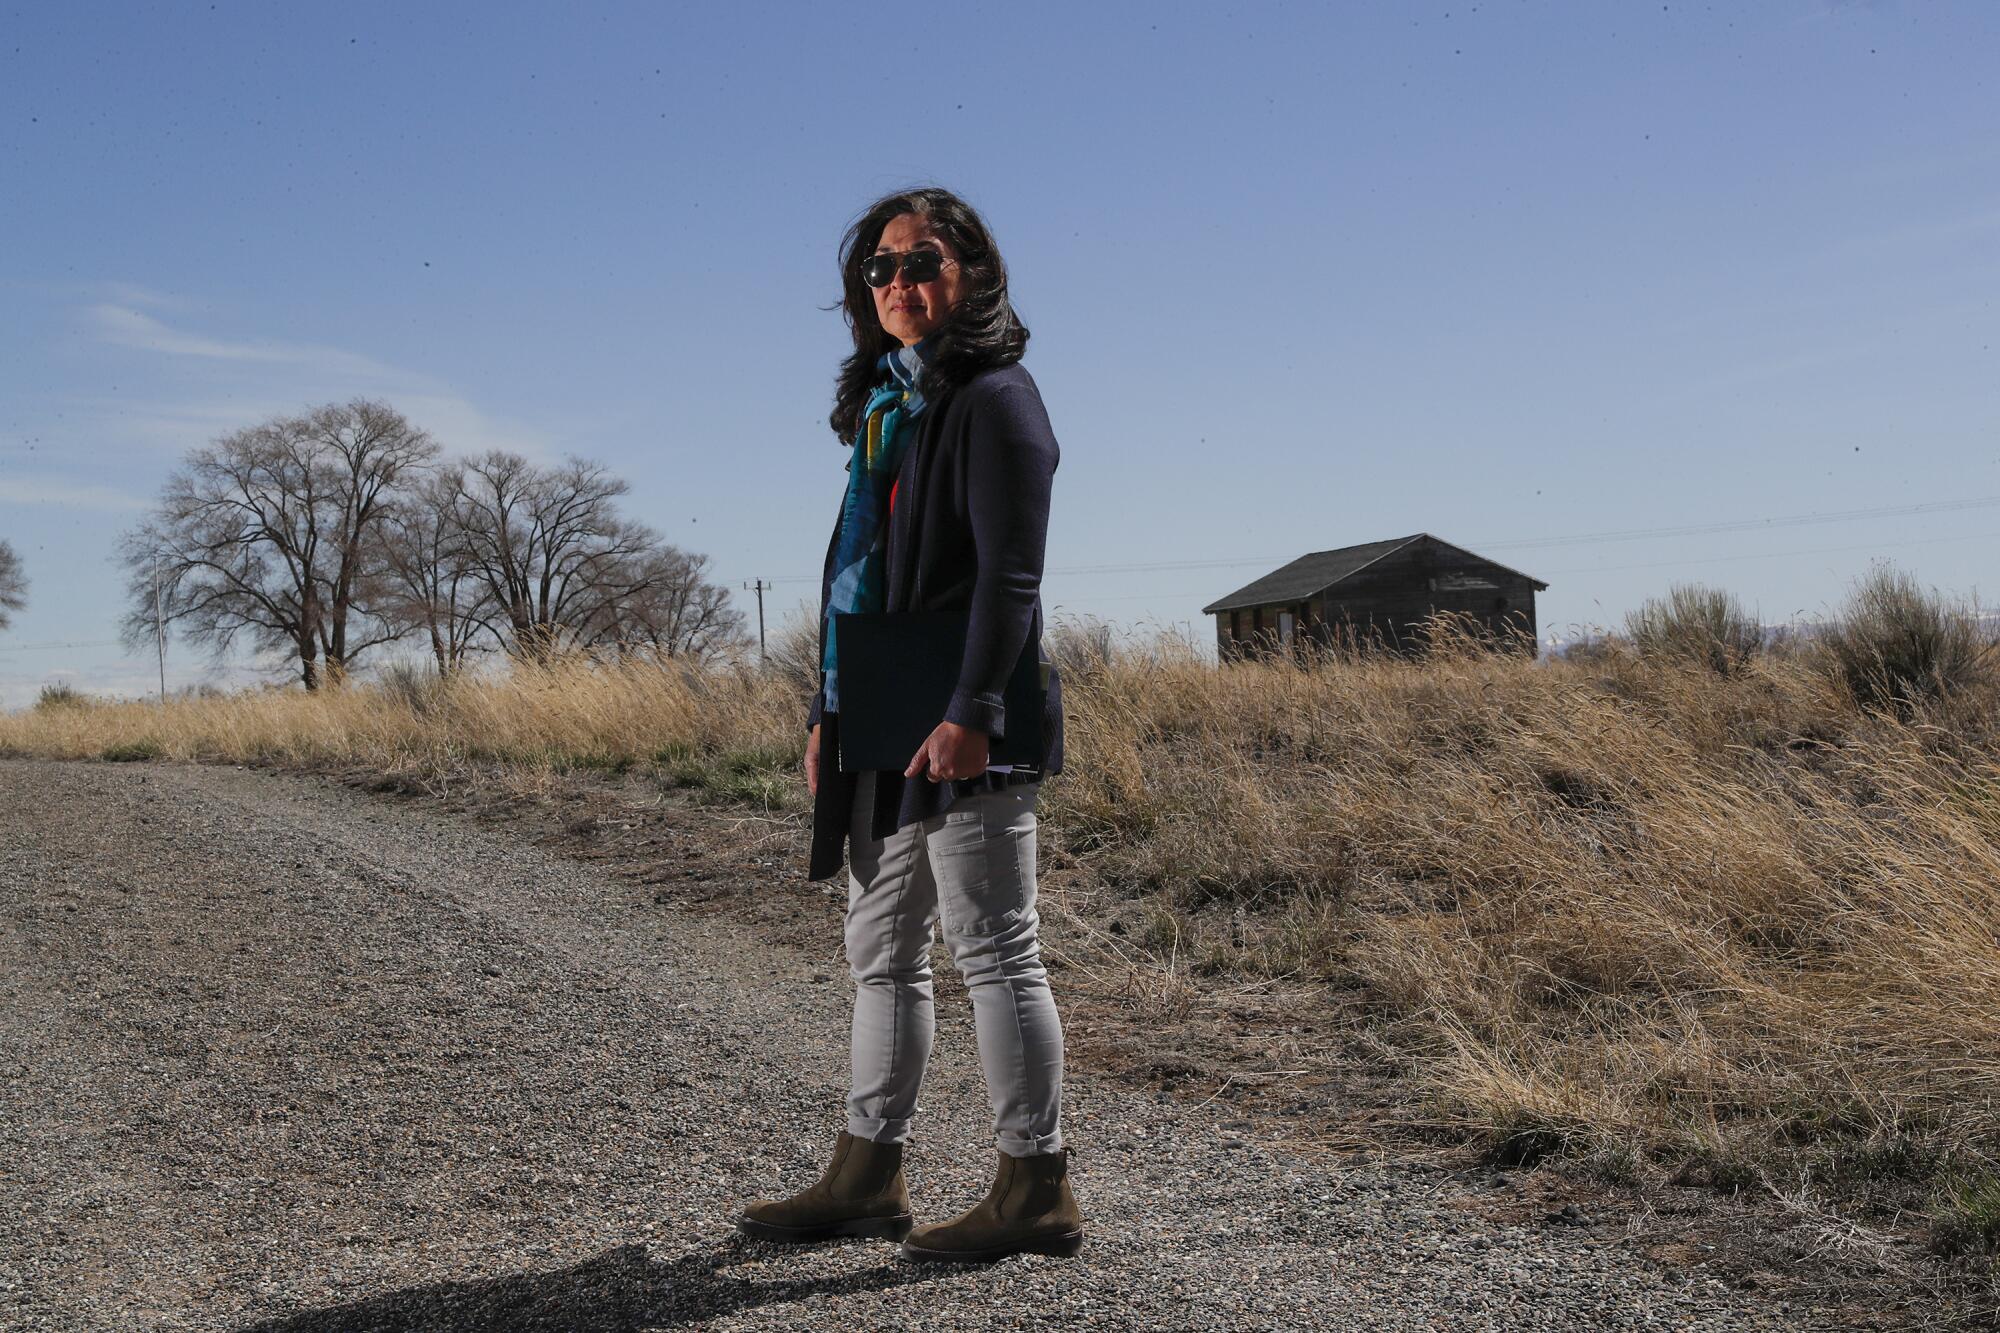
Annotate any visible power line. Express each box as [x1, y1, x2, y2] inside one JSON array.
[[154, 557, 167, 704], [731, 493, 2000, 587], [741, 579, 770, 660], [0, 638, 128, 654], [1056, 526, 2000, 604], [1528, 527, 2000, 577], [1471, 494, 2000, 552], [1046, 494, 2000, 576]]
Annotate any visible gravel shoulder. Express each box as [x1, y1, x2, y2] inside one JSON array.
[[0, 758, 1857, 1330]]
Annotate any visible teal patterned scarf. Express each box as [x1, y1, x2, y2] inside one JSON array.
[[822, 335, 935, 713]]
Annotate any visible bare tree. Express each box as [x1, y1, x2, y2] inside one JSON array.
[[119, 400, 438, 689], [447, 451, 740, 661], [598, 545, 744, 658], [376, 465, 497, 676], [305, 400, 440, 681], [0, 540, 25, 631]]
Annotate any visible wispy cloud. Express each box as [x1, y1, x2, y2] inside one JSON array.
[[393, 392, 554, 462], [1656, 335, 1892, 405], [1799, 0, 1897, 20], [78, 299, 556, 461], [96, 281, 185, 311], [1807, 205, 2000, 266], [0, 475, 152, 512], [76, 397, 317, 455], [88, 304, 393, 379], [1839, 142, 2000, 192]]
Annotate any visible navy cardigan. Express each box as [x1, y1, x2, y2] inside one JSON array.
[[806, 361, 1065, 882]]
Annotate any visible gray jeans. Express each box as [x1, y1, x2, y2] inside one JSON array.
[[844, 777, 1065, 1156]]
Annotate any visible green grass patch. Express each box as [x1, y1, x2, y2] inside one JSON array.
[[561, 749, 635, 775], [1930, 1168, 2000, 1259], [650, 743, 803, 811], [1670, 1148, 1764, 1195], [716, 742, 803, 774], [706, 769, 796, 809], [1481, 1113, 1574, 1169], [1586, 1142, 1646, 1187]]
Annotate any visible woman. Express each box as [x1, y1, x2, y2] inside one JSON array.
[[737, 187, 1080, 1263]]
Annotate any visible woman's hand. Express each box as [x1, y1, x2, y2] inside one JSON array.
[[906, 720, 989, 783], [806, 723, 822, 796]]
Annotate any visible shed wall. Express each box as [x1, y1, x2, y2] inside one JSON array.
[[1216, 538, 1540, 660]]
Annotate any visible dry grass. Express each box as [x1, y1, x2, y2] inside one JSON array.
[[2, 657, 805, 807], [7, 622, 1999, 1270]]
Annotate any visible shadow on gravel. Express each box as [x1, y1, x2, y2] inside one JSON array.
[[233, 1237, 952, 1331]]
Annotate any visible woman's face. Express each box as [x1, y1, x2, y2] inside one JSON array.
[[868, 213, 964, 348]]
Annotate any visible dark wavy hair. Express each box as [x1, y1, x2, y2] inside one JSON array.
[[827, 185, 1030, 441]]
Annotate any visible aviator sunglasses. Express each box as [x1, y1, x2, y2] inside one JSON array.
[[860, 248, 955, 288]]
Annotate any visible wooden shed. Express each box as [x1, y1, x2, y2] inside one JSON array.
[[1201, 533, 1549, 661]]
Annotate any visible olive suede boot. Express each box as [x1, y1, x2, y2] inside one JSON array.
[[900, 1145, 1084, 1263], [737, 1130, 914, 1243]]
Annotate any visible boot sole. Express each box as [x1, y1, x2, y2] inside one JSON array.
[[737, 1212, 914, 1244], [900, 1228, 1084, 1263]]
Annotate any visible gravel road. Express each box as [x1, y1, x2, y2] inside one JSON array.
[[0, 757, 1823, 1331]]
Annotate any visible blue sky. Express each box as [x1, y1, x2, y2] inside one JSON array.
[[2, 0, 1996, 707]]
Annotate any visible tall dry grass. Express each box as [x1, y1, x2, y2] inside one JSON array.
[[6, 616, 1999, 1258], [0, 657, 803, 800], [1046, 617, 2000, 1281]]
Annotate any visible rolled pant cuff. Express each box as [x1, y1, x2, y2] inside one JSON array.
[[998, 1129, 1065, 1156], [848, 1114, 912, 1145]]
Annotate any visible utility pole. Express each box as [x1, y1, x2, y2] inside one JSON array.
[[153, 556, 167, 705], [742, 579, 769, 661]]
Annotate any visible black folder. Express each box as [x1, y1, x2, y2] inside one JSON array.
[[832, 610, 1044, 772]]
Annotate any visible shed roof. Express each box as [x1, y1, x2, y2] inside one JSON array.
[[1201, 533, 1548, 614]]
